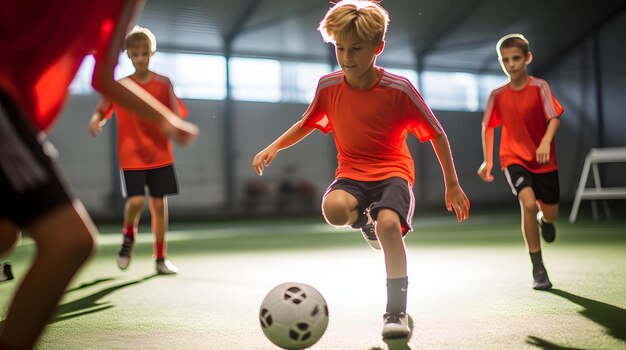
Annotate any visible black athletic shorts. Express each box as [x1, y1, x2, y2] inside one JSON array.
[[504, 164, 560, 204], [120, 164, 179, 198], [324, 177, 415, 234], [0, 92, 73, 227]]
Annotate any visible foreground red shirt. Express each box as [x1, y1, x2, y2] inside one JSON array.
[[0, 1, 128, 131], [302, 69, 443, 185]]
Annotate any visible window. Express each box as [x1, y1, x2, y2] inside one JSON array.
[[281, 62, 333, 103], [69, 53, 227, 100], [230, 57, 281, 102], [422, 72, 479, 111], [69, 52, 503, 111], [478, 74, 507, 108], [151, 53, 226, 100], [69, 56, 96, 95]]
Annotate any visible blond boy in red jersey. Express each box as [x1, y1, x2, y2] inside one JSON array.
[[478, 34, 563, 290], [253, 0, 469, 338], [89, 27, 186, 275], [0, 1, 197, 348]]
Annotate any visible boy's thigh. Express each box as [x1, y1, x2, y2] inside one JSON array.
[[368, 177, 414, 234], [121, 170, 147, 197], [0, 93, 73, 227], [146, 165, 179, 197], [504, 164, 559, 204], [323, 178, 368, 212], [533, 171, 559, 205], [504, 164, 533, 198]]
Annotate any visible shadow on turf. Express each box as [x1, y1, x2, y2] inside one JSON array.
[[526, 288, 626, 349], [526, 336, 587, 350], [64, 277, 117, 293], [549, 289, 626, 343], [51, 273, 159, 323]]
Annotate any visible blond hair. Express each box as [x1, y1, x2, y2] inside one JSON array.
[[318, 0, 389, 44], [497, 33, 530, 56], [125, 25, 157, 54]]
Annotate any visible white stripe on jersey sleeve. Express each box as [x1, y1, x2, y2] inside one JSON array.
[[380, 71, 443, 133], [530, 78, 559, 119]]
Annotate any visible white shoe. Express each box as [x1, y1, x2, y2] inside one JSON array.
[[382, 312, 410, 339], [156, 258, 178, 275], [117, 235, 134, 270]]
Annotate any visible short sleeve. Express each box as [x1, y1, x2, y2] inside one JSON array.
[[301, 77, 331, 134], [404, 88, 443, 142], [482, 91, 501, 128], [537, 79, 564, 120], [167, 79, 188, 118]]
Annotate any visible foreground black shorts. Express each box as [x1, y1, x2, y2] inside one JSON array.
[[324, 177, 415, 234], [0, 92, 73, 227], [504, 164, 560, 204], [120, 164, 179, 198]]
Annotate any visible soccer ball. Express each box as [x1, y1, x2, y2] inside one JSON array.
[[259, 282, 329, 350]]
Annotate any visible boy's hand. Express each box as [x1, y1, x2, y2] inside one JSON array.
[[536, 141, 550, 164], [477, 161, 494, 182], [88, 115, 106, 137], [445, 183, 470, 222], [162, 118, 198, 146], [253, 146, 279, 176]]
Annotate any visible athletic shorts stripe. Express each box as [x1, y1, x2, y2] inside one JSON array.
[[503, 167, 518, 196]]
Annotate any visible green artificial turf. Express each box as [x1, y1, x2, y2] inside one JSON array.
[[1, 214, 625, 349]]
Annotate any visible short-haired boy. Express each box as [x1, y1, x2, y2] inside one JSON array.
[[253, 0, 469, 338], [89, 26, 188, 275], [478, 33, 563, 290]]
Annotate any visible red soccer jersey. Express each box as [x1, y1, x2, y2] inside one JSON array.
[[97, 73, 188, 170], [0, 1, 129, 131], [301, 69, 443, 185], [483, 76, 563, 173]]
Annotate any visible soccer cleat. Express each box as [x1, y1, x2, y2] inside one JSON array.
[[382, 312, 411, 339], [117, 235, 135, 270], [360, 209, 381, 250], [536, 211, 556, 243], [0, 262, 14, 282], [156, 258, 178, 275], [532, 268, 553, 290]]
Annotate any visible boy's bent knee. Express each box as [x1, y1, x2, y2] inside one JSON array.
[[127, 196, 145, 209], [521, 201, 537, 215], [375, 211, 402, 239], [376, 219, 401, 236], [323, 209, 351, 226]]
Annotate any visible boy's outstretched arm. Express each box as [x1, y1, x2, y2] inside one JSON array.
[[477, 124, 495, 182], [253, 120, 315, 176], [87, 100, 111, 137], [430, 133, 470, 222], [536, 118, 560, 164], [91, 0, 197, 146]]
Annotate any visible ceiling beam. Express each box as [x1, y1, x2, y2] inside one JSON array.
[[239, 2, 320, 36], [224, 0, 263, 45]]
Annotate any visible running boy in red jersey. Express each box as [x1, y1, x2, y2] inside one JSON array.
[[478, 34, 563, 290], [0, 1, 197, 349], [253, 0, 469, 339], [89, 26, 185, 275]]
